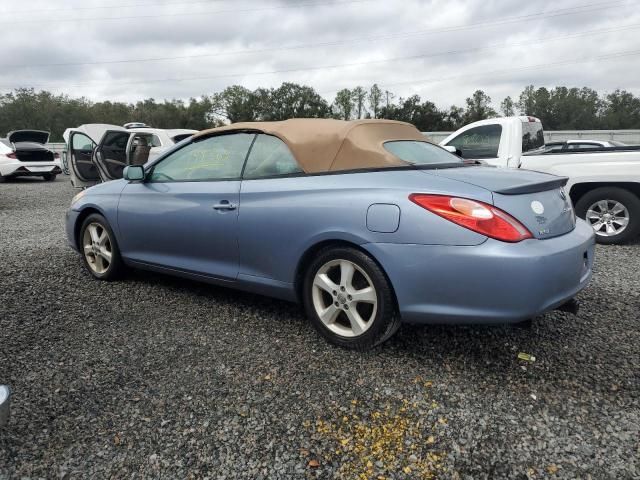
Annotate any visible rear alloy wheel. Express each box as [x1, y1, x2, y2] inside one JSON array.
[[575, 187, 640, 244], [303, 247, 400, 350], [79, 214, 124, 280], [42, 173, 57, 181]]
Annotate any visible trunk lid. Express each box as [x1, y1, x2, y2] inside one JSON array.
[[8, 130, 50, 145], [426, 166, 576, 239]]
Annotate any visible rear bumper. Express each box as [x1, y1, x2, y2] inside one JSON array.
[[0, 159, 61, 177], [364, 219, 596, 324]]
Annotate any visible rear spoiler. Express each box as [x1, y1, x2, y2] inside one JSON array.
[[494, 177, 568, 195]]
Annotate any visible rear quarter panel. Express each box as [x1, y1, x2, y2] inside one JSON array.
[[237, 170, 491, 285]]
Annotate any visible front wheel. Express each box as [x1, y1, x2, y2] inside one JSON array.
[[575, 187, 640, 244], [79, 213, 125, 280], [303, 247, 401, 350]]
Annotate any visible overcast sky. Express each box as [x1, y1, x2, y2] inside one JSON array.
[[0, 0, 639, 109]]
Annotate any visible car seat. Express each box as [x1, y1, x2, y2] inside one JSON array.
[[131, 136, 151, 166]]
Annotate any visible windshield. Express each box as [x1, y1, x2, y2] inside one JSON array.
[[384, 141, 463, 166]]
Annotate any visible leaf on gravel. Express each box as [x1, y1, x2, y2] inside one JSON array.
[[113, 434, 121, 446], [308, 459, 320, 468], [547, 464, 559, 474], [517, 352, 536, 362]]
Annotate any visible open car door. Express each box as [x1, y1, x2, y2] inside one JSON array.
[[64, 124, 127, 188], [66, 130, 99, 188], [94, 130, 133, 182]]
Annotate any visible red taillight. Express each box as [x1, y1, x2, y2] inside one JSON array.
[[6, 152, 17, 159], [409, 194, 533, 242]]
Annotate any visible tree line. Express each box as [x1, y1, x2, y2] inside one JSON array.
[[1, 83, 639, 142]]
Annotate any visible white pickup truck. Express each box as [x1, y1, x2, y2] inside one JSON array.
[[440, 116, 640, 244]]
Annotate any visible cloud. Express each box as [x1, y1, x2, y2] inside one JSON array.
[[0, 0, 638, 109]]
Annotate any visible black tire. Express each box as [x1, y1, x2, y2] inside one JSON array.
[[42, 173, 57, 181], [303, 246, 401, 351], [78, 213, 125, 280], [575, 187, 640, 245], [0, 175, 6, 183]]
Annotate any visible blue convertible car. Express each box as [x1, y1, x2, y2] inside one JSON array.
[[66, 119, 595, 350]]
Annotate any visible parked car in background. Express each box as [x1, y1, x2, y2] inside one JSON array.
[[63, 123, 196, 188], [541, 139, 628, 153], [66, 119, 594, 350], [0, 130, 62, 182], [440, 116, 640, 244]]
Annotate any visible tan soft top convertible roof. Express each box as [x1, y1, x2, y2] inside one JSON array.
[[193, 118, 428, 173]]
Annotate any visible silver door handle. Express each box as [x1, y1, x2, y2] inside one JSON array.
[[212, 202, 237, 210]]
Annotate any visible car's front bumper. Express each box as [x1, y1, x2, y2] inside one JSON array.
[[66, 208, 81, 252], [0, 159, 61, 177], [364, 219, 596, 324]]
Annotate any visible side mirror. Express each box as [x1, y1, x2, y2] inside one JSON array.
[[123, 165, 145, 181], [0, 385, 10, 427]]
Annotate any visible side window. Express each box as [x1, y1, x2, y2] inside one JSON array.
[[72, 133, 94, 151], [101, 131, 130, 162], [150, 134, 162, 147], [446, 124, 502, 159], [148, 133, 254, 182], [243, 134, 302, 179]]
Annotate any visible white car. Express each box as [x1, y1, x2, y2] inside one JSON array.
[[63, 123, 196, 188], [542, 139, 628, 152], [0, 130, 62, 182], [440, 116, 640, 244]]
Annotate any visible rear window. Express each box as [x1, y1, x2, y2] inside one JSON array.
[[521, 121, 544, 153], [383, 141, 462, 165]]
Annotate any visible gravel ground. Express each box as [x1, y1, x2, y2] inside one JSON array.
[[0, 177, 638, 480]]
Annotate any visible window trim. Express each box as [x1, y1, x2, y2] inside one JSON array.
[[145, 131, 257, 184]]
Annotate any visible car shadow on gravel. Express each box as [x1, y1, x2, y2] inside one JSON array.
[[124, 265, 565, 366]]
